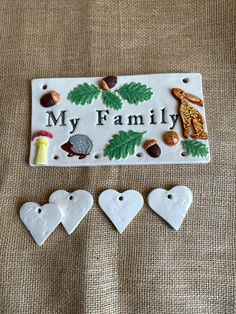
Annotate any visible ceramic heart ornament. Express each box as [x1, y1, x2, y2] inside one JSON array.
[[98, 189, 144, 234], [49, 190, 93, 234], [148, 186, 193, 231], [20, 202, 63, 246]]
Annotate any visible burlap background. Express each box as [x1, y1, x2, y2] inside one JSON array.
[[0, 0, 235, 313]]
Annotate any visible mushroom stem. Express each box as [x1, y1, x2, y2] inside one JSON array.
[[35, 138, 49, 165]]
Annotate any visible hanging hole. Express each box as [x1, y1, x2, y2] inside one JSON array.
[[181, 151, 188, 157], [38, 208, 42, 213], [69, 195, 73, 200], [136, 153, 142, 157], [94, 154, 100, 159], [182, 78, 189, 83], [42, 84, 48, 90], [167, 194, 172, 199], [54, 155, 59, 160], [118, 196, 124, 201]]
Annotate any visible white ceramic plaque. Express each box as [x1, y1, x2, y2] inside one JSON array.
[[20, 202, 63, 246], [30, 73, 210, 167], [148, 186, 193, 231], [49, 189, 93, 234], [98, 189, 144, 234]]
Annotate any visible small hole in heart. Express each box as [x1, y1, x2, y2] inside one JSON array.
[[118, 196, 124, 201], [38, 208, 42, 213], [69, 195, 73, 200], [167, 194, 172, 199]]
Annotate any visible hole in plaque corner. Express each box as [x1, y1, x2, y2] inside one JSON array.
[[42, 84, 48, 90], [167, 194, 172, 199], [94, 154, 101, 159], [136, 153, 142, 158], [69, 195, 73, 201], [53, 155, 59, 160], [118, 196, 124, 201], [38, 208, 42, 214], [182, 78, 189, 84], [181, 151, 188, 157]]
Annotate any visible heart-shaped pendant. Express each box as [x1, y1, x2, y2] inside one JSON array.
[[98, 189, 144, 234], [49, 190, 93, 234], [20, 202, 63, 246], [148, 186, 193, 230]]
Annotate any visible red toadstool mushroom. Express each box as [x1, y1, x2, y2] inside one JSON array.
[[32, 130, 53, 165]]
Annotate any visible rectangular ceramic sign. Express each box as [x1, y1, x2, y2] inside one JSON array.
[[30, 73, 210, 166]]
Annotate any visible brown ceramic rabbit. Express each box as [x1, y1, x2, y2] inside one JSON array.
[[172, 88, 208, 139]]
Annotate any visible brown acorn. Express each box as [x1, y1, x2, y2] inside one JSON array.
[[40, 91, 60, 108], [99, 76, 117, 91], [143, 139, 161, 158]]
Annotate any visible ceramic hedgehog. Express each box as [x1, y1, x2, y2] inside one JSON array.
[[61, 134, 93, 159]]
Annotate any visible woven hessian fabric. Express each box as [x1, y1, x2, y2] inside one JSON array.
[[0, 0, 235, 313]]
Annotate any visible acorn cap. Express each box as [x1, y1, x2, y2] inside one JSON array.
[[50, 91, 60, 104], [143, 139, 157, 150], [99, 80, 109, 91]]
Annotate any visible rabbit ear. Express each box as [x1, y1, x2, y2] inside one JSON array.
[[184, 93, 203, 106]]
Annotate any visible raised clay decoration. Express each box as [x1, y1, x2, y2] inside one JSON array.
[[20, 202, 63, 246], [172, 88, 208, 139], [30, 73, 210, 166], [98, 189, 144, 233], [147, 186, 193, 231], [49, 190, 93, 234], [32, 130, 54, 165]]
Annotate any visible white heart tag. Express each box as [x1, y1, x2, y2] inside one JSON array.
[[148, 186, 193, 230], [49, 190, 93, 234], [98, 189, 144, 234], [20, 202, 63, 246]]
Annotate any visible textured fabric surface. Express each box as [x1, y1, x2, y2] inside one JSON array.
[[0, 1, 235, 313]]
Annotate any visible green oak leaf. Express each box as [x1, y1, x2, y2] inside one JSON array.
[[102, 91, 123, 110], [67, 83, 101, 105], [117, 82, 154, 105], [104, 130, 146, 160], [181, 139, 209, 157]]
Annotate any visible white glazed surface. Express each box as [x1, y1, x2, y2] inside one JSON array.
[[98, 189, 144, 233], [49, 190, 93, 234], [20, 202, 63, 246], [30, 73, 210, 166], [148, 186, 193, 230]]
